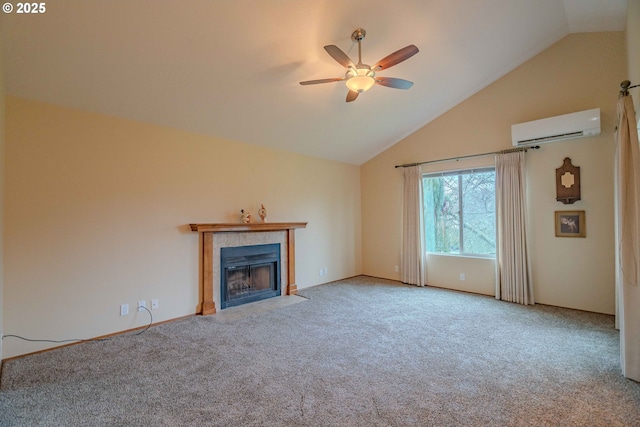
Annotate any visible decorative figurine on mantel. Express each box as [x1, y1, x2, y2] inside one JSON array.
[[240, 209, 251, 224], [258, 204, 267, 223]]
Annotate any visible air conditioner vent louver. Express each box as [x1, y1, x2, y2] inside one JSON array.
[[511, 108, 600, 147], [516, 131, 584, 145]]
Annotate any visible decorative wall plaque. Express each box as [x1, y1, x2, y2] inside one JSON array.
[[555, 157, 581, 204]]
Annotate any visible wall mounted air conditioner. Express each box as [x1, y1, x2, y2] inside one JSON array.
[[511, 108, 601, 147]]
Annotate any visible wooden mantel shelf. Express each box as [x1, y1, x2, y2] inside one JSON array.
[[190, 222, 307, 315], [190, 222, 307, 233]]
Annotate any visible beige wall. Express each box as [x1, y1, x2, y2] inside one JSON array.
[[3, 98, 362, 358], [361, 32, 626, 314], [426, 254, 496, 296]]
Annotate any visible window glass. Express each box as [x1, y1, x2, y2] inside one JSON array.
[[423, 168, 495, 256]]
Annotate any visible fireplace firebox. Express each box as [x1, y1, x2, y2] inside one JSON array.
[[220, 244, 281, 308]]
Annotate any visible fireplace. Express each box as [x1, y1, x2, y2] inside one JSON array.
[[189, 222, 307, 315], [220, 243, 281, 308]]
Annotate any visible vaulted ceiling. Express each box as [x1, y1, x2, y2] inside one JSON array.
[[1, 0, 628, 164]]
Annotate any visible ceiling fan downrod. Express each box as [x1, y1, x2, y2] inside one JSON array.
[[351, 28, 366, 65]]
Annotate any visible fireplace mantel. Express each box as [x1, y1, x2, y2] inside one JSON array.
[[190, 222, 307, 233], [190, 222, 307, 315]]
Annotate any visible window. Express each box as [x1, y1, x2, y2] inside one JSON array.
[[423, 168, 496, 256]]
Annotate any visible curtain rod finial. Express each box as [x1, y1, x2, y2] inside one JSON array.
[[620, 80, 640, 96]]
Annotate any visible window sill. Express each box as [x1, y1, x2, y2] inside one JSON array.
[[426, 252, 496, 260]]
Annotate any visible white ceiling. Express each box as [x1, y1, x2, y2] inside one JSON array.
[[1, 0, 628, 165]]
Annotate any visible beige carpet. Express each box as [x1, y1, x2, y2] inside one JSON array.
[[1, 276, 639, 426]]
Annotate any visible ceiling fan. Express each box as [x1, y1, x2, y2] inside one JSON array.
[[300, 28, 419, 102]]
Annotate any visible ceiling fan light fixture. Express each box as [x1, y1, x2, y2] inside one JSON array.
[[345, 68, 375, 93]]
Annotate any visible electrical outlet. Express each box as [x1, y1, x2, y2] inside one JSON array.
[[459, 273, 465, 281], [319, 268, 324, 276], [394, 265, 399, 272], [120, 304, 129, 316], [151, 299, 159, 310], [138, 300, 146, 312]]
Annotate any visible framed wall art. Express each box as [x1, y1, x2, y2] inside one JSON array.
[[555, 210, 585, 237]]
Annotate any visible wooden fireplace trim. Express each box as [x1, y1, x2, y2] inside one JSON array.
[[190, 222, 307, 315]]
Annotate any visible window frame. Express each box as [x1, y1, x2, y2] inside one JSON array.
[[422, 167, 496, 258]]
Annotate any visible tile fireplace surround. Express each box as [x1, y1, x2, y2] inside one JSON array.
[[189, 222, 307, 314]]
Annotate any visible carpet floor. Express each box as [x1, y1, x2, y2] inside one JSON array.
[[1, 276, 639, 426]]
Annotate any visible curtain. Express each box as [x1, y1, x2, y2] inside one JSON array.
[[615, 93, 640, 381], [495, 151, 533, 305], [401, 165, 426, 286]]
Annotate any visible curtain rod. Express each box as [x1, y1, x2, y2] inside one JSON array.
[[394, 145, 540, 169], [620, 80, 639, 96]]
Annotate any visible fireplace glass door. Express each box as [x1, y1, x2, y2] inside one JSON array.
[[221, 244, 281, 308]]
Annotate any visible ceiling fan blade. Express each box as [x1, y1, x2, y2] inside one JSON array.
[[346, 90, 359, 102], [375, 77, 414, 90], [373, 45, 419, 71], [324, 45, 355, 68], [299, 77, 344, 85]]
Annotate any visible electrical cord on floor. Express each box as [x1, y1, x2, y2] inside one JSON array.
[[1, 305, 153, 344], [132, 305, 153, 336]]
